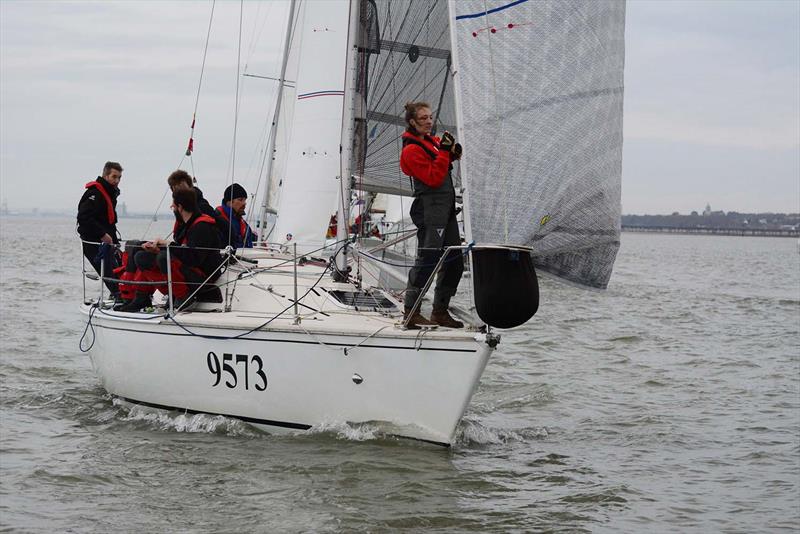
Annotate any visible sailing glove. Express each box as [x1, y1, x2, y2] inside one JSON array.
[[439, 131, 455, 153], [452, 143, 462, 160]]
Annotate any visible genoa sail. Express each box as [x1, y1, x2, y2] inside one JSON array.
[[451, 0, 625, 290]]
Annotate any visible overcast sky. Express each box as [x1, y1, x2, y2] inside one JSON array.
[[1, 0, 798, 215]]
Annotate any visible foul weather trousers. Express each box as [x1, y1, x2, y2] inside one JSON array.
[[404, 195, 464, 311]]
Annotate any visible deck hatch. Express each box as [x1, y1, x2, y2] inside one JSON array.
[[327, 290, 397, 311]]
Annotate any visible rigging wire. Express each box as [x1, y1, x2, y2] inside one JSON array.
[[223, 0, 246, 310], [142, 0, 217, 240]]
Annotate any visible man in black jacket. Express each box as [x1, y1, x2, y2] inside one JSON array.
[[77, 161, 123, 295]]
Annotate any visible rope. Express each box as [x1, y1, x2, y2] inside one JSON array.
[[79, 303, 99, 352], [142, 1, 216, 239]]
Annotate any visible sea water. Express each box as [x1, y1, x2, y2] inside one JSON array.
[[1, 216, 798, 532]]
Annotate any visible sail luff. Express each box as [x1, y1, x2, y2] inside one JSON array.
[[446, 0, 472, 246], [337, 0, 363, 272], [256, 0, 297, 244]]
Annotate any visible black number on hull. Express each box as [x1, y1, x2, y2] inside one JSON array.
[[206, 352, 267, 391]]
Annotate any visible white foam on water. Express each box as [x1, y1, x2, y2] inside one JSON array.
[[115, 400, 258, 437], [303, 421, 381, 442]]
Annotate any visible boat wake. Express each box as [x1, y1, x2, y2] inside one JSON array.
[[114, 399, 260, 437]]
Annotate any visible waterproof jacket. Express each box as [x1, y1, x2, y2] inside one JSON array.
[[170, 213, 223, 277], [77, 176, 120, 243], [400, 131, 454, 198], [215, 205, 256, 248], [401, 131, 457, 247], [172, 186, 221, 235]]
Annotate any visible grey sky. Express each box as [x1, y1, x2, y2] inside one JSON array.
[[1, 0, 798, 215]]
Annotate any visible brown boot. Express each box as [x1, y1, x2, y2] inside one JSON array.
[[430, 308, 464, 328], [403, 308, 437, 329]]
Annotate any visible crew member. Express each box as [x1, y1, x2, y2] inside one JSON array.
[[167, 169, 217, 219], [117, 169, 220, 306], [216, 183, 257, 249], [116, 189, 222, 312], [77, 161, 123, 296], [400, 102, 464, 329]]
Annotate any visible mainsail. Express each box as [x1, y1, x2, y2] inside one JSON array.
[[351, 0, 460, 197], [451, 0, 625, 290], [270, 0, 350, 254]]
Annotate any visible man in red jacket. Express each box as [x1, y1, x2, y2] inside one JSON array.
[[400, 102, 464, 329]]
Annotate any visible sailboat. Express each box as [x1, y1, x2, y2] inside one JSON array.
[[79, 0, 625, 446]]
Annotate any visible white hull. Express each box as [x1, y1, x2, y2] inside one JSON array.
[[82, 253, 495, 445]]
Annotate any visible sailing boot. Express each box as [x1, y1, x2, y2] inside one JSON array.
[[431, 289, 463, 328], [430, 308, 464, 328], [403, 308, 437, 330], [114, 293, 152, 312]]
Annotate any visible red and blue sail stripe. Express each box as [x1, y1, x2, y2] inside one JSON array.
[[297, 89, 345, 100]]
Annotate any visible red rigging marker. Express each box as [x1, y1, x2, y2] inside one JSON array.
[[186, 114, 197, 156]]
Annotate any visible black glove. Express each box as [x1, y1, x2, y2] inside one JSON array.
[[452, 143, 462, 160], [439, 131, 455, 152]]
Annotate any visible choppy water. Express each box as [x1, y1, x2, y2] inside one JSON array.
[[1, 216, 798, 532]]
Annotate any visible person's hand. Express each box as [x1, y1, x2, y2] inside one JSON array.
[[100, 233, 113, 244], [452, 143, 462, 160], [439, 131, 455, 152], [142, 241, 159, 252]]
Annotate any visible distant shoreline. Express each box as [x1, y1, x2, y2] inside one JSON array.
[[622, 225, 799, 238]]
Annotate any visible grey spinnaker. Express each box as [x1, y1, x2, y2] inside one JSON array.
[[452, 0, 625, 289]]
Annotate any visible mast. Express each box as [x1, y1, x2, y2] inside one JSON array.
[[335, 0, 361, 275], [446, 0, 472, 246], [256, 0, 297, 244]]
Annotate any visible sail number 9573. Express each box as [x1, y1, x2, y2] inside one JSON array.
[[207, 352, 268, 391]]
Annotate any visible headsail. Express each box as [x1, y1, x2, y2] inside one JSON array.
[[451, 0, 625, 290]]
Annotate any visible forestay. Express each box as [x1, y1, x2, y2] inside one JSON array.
[[351, 0, 461, 197], [451, 0, 625, 289]]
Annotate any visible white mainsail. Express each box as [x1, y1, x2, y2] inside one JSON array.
[[451, 0, 625, 289], [271, 0, 350, 254]]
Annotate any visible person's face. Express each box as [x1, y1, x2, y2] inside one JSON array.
[[230, 197, 247, 216], [105, 169, 122, 187], [411, 107, 433, 135], [171, 181, 192, 193]]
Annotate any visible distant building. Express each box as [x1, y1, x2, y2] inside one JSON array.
[[702, 203, 712, 216]]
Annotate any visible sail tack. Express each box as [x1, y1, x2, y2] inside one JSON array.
[[452, 0, 626, 289]]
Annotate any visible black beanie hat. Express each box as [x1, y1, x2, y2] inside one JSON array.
[[222, 183, 248, 203]]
